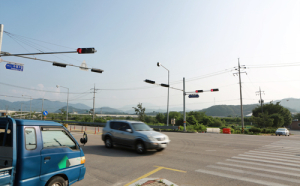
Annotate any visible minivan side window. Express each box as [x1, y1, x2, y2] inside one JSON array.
[[41, 127, 77, 150], [110, 122, 121, 130], [120, 123, 131, 131], [25, 128, 37, 150]]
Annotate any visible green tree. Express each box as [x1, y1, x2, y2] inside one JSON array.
[[168, 111, 182, 125], [252, 102, 292, 127], [251, 113, 274, 128], [155, 113, 165, 123], [293, 113, 300, 121], [132, 103, 146, 121]]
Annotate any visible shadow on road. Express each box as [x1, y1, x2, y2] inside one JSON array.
[[81, 145, 158, 157]]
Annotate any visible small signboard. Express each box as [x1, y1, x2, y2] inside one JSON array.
[[171, 118, 176, 126], [5, 62, 24, 72], [43, 111, 48, 116], [188, 94, 199, 98]]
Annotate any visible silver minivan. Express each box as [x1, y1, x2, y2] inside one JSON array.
[[102, 120, 170, 154]]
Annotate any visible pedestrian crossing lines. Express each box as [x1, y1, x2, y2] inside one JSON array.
[[196, 140, 300, 186]]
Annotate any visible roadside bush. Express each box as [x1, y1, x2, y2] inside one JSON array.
[[210, 120, 224, 127], [249, 127, 261, 133], [194, 124, 206, 132], [234, 129, 241, 134], [186, 125, 197, 132]]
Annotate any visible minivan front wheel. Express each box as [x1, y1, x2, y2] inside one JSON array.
[[105, 137, 113, 148], [47, 176, 66, 186], [136, 141, 146, 154]]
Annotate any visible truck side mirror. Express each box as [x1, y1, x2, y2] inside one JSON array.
[[80, 132, 88, 146]]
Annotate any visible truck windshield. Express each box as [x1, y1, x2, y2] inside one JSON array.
[[42, 129, 77, 149], [131, 123, 152, 131]]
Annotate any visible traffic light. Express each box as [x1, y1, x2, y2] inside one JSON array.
[[160, 83, 169, 87], [144, 79, 155, 84], [195, 90, 204, 93], [211, 89, 219, 92], [53, 62, 67, 67], [77, 48, 96, 54], [91, 68, 103, 73]]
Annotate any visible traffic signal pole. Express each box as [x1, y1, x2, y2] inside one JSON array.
[[183, 77, 186, 132], [0, 24, 3, 54]]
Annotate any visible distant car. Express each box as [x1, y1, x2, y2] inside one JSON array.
[[102, 120, 170, 154], [275, 128, 289, 136]]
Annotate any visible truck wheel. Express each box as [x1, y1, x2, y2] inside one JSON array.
[[136, 141, 146, 154], [105, 137, 113, 148], [47, 176, 66, 186]]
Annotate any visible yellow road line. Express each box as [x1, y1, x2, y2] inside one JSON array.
[[154, 166, 187, 173], [124, 167, 164, 186], [124, 166, 186, 186]]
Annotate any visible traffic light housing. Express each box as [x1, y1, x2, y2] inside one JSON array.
[[91, 68, 104, 73], [77, 48, 96, 54], [195, 90, 204, 93], [160, 83, 169, 87], [211, 89, 219, 92], [145, 79, 155, 84], [53, 62, 67, 67]]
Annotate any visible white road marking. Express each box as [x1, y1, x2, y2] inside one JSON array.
[[216, 162, 300, 177], [244, 152, 300, 160], [252, 149, 300, 154], [238, 154, 300, 163], [226, 159, 300, 172], [232, 156, 300, 168], [208, 165, 300, 184], [195, 169, 287, 186], [263, 145, 300, 150]]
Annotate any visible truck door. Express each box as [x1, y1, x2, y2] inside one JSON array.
[[40, 126, 81, 184]]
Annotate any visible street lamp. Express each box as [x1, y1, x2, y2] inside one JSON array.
[[22, 95, 32, 119], [56, 85, 69, 121], [157, 62, 170, 126]]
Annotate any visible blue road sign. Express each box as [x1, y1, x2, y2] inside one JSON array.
[[43, 111, 48, 116], [188, 94, 199, 98], [5, 63, 24, 72]]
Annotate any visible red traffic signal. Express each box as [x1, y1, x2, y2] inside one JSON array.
[[77, 48, 96, 54], [211, 89, 219, 92], [195, 90, 204, 93]]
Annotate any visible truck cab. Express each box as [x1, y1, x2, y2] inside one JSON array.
[[0, 117, 87, 186]]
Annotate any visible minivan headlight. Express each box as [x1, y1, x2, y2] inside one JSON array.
[[147, 136, 156, 142]]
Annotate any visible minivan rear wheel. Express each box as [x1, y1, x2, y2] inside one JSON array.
[[105, 137, 113, 148]]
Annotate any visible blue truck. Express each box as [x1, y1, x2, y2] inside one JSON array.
[[0, 116, 88, 186]]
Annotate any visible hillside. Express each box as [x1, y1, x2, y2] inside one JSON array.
[[200, 103, 297, 117]]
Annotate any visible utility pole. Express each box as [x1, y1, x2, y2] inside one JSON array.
[[41, 98, 44, 120], [256, 87, 265, 127], [0, 24, 3, 54], [233, 59, 247, 133], [91, 84, 100, 122], [21, 103, 23, 119], [183, 77, 186, 132]]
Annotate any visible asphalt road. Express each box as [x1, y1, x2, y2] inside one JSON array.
[[71, 127, 300, 186]]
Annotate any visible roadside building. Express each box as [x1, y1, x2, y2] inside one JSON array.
[[290, 119, 300, 130]]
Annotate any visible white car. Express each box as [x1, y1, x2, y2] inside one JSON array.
[[275, 128, 289, 136]]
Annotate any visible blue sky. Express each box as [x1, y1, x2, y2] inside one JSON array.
[[0, 0, 300, 111]]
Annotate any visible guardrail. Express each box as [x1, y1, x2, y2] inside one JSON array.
[[53, 120, 178, 130]]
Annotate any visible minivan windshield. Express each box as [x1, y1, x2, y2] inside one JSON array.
[[131, 123, 152, 131], [277, 128, 286, 131]]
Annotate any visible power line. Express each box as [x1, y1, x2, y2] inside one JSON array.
[[0, 82, 92, 94]]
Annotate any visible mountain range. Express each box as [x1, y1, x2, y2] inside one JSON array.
[[0, 98, 299, 116]]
